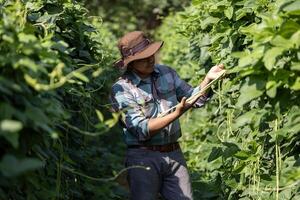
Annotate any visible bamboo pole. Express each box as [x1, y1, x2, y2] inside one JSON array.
[[157, 70, 226, 118]]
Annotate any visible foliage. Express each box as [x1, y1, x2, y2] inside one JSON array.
[[155, 13, 199, 81], [0, 0, 126, 199], [2, 0, 300, 199], [83, 0, 191, 37], [158, 0, 300, 199]]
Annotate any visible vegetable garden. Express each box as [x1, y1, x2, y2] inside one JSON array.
[[0, 0, 299, 199]]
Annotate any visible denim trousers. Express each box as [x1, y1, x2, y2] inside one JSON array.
[[125, 147, 193, 200]]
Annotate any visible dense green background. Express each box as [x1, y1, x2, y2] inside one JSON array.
[[158, 0, 300, 199], [0, 0, 299, 199]]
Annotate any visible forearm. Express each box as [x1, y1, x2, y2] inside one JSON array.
[[147, 77, 212, 138], [148, 110, 181, 137]]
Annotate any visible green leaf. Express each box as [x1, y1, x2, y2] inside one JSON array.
[[282, 1, 300, 15], [291, 77, 300, 90], [234, 151, 251, 160], [0, 155, 44, 177], [235, 8, 248, 20], [222, 142, 240, 159], [279, 20, 300, 38], [224, 6, 233, 19], [291, 62, 300, 71], [289, 123, 300, 134], [0, 129, 19, 148], [192, 0, 204, 6], [233, 162, 246, 173], [238, 46, 264, 67], [51, 40, 69, 53], [263, 47, 284, 70], [271, 35, 293, 48], [18, 33, 37, 43], [208, 147, 222, 162], [200, 16, 220, 29], [2, 34, 14, 43], [233, 110, 256, 130], [266, 80, 278, 98], [25, 105, 49, 124], [79, 50, 92, 60], [236, 77, 265, 107], [290, 30, 300, 48]]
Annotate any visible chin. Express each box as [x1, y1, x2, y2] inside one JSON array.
[[148, 68, 154, 74]]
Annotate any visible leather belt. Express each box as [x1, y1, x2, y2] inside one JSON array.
[[127, 142, 180, 152]]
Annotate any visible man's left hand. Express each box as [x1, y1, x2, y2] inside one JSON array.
[[205, 64, 225, 81]]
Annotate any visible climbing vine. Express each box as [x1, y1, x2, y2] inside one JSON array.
[[158, 0, 300, 199]]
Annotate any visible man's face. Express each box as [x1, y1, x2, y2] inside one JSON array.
[[130, 55, 155, 77]]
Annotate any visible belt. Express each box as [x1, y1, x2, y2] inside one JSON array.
[[127, 142, 180, 152]]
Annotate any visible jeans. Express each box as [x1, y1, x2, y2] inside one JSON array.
[[125, 147, 193, 200]]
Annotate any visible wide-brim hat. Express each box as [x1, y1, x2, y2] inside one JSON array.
[[114, 31, 164, 69]]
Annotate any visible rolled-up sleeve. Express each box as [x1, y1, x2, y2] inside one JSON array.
[[171, 68, 212, 108], [110, 83, 151, 141]]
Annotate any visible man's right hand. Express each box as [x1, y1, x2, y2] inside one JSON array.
[[149, 95, 201, 136], [175, 97, 193, 116]]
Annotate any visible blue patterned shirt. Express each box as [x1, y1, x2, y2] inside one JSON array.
[[110, 64, 210, 145]]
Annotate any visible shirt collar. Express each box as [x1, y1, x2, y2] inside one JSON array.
[[126, 64, 160, 86]]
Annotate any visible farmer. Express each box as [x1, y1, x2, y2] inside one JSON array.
[[110, 31, 225, 200]]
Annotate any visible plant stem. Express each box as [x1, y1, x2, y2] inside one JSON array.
[[275, 119, 279, 200]]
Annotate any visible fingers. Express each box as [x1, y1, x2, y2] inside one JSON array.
[[219, 70, 226, 77], [181, 97, 189, 109], [182, 97, 194, 109], [215, 64, 224, 71], [175, 97, 188, 115], [181, 97, 187, 106], [212, 64, 224, 71]]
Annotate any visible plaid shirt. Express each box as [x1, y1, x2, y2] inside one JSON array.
[[110, 64, 211, 145]]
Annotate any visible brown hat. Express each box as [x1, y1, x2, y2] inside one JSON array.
[[114, 31, 163, 69]]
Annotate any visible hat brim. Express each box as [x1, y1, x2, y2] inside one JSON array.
[[123, 41, 164, 67]]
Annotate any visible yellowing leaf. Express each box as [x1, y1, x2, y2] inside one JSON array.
[[73, 72, 89, 82], [0, 120, 23, 133], [104, 113, 120, 128], [95, 109, 104, 122]]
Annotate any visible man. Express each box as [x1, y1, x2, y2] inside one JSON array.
[[110, 31, 225, 200]]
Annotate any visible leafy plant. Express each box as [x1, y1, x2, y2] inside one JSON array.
[[158, 0, 300, 199], [0, 0, 126, 199]]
